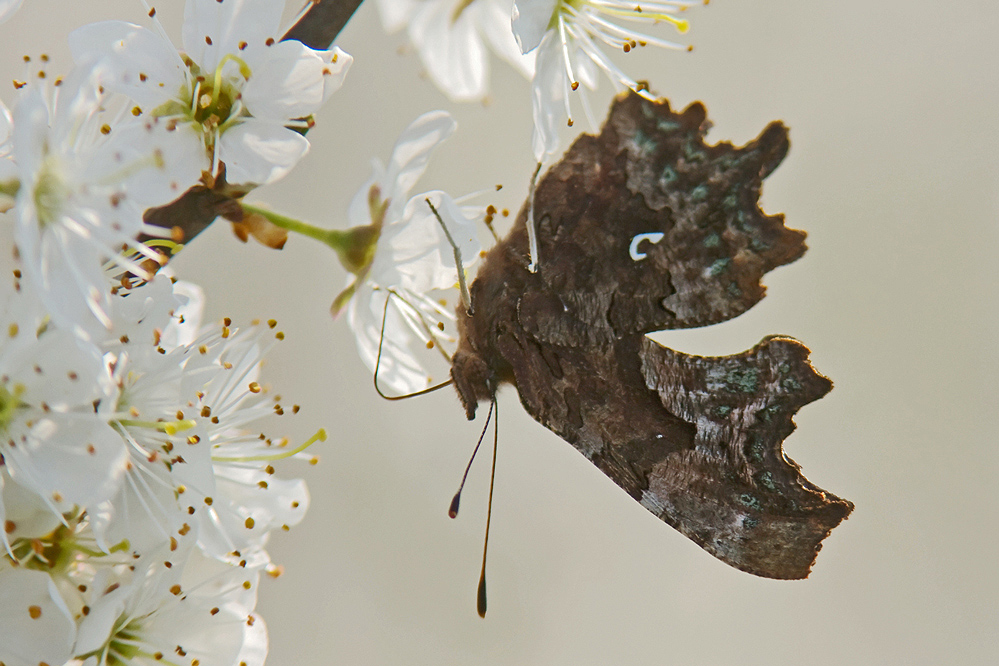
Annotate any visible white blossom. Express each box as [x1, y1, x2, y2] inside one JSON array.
[[0, 62, 202, 338], [69, 0, 353, 186], [73, 529, 266, 666], [334, 111, 482, 394], [376, 0, 535, 101], [0, 281, 128, 553], [88, 297, 314, 561], [513, 0, 699, 160]]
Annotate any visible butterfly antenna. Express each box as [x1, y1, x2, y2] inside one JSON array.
[[525, 161, 542, 274], [425, 197, 473, 316], [448, 399, 494, 519], [373, 291, 454, 401], [477, 396, 499, 618]]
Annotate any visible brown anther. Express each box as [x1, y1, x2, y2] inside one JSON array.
[[244, 517, 255, 529]]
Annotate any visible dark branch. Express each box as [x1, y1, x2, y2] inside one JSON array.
[[285, 0, 365, 49]]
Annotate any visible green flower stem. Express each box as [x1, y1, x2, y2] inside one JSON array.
[[241, 203, 350, 252], [242, 203, 381, 276]]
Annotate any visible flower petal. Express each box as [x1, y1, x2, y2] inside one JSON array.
[[218, 118, 310, 186], [384, 110, 457, 204], [373, 0, 420, 32], [0, 569, 75, 666], [182, 0, 284, 74], [408, 0, 489, 101], [530, 32, 565, 161], [375, 191, 481, 294], [479, 0, 536, 78], [68, 22, 187, 110], [512, 0, 558, 53], [5, 414, 127, 511], [0, 0, 24, 24], [242, 40, 327, 121], [318, 46, 353, 104], [347, 282, 435, 394]]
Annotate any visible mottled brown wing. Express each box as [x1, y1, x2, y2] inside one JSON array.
[[638, 336, 852, 578], [475, 306, 851, 578], [451, 92, 852, 579], [510, 93, 804, 345]]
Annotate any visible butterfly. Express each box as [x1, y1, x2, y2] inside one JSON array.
[[449, 92, 853, 587]]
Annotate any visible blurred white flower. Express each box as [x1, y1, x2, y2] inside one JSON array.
[[332, 111, 482, 394], [376, 0, 535, 101], [69, 0, 353, 186], [0, 63, 202, 338], [0, 0, 22, 25], [513, 0, 699, 159]]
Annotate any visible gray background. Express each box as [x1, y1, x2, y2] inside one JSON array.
[[3, 0, 998, 663]]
